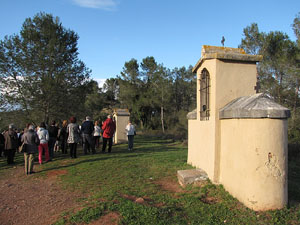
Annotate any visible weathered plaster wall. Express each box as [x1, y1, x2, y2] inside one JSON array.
[[219, 118, 288, 210], [187, 59, 217, 180], [188, 120, 216, 179], [114, 115, 129, 144], [215, 60, 257, 109], [213, 60, 257, 182], [189, 58, 258, 183]]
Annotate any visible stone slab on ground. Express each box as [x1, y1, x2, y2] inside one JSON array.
[[177, 168, 208, 187]]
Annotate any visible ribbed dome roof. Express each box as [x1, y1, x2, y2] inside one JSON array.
[[219, 93, 290, 119]]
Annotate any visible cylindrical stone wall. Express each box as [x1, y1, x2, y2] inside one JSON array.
[[219, 118, 288, 210]]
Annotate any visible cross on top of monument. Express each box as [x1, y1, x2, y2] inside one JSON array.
[[254, 81, 261, 93], [221, 36, 225, 47], [254, 74, 261, 93]]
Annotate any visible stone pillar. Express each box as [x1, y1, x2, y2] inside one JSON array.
[[113, 109, 130, 144]]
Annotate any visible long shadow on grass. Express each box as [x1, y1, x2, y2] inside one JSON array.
[[0, 146, 92, 172], [288, 157, 300, 207], [0, 152, 26, 172], [38, 156, 117, 173], [37, 143, 185, 177], [135, 137, 175, 145], [39, 146, 185, 173], [114, 145, 183, 154], [0, 136, 186, 176]]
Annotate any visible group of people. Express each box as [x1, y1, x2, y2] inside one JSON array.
[[0, 114, 136, 175]]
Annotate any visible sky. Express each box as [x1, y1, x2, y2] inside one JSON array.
[[0, 0, 300, 86]]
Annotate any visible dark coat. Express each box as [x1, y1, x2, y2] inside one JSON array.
[[81, 120, 94, 135], [48, 125, 59, 139], [21, 129, 39, 154], [58, 126, 67, 141], [4, 129, 18, 150], [0, 133, 4, 150]]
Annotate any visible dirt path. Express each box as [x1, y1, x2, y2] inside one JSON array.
[[0, 161, 183, 225], [0, 164, 84, 225]]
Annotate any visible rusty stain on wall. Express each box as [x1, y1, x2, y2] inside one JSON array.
[[255, 152, 283, 180], [265, 153, 282, 178]]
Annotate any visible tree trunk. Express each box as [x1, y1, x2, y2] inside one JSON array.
[[44, 104, 50, 124], [277, 72, 283, 104], [139, 119, 144, 130], [292, 81, 299, 129], [161, 86, 165, 133], [161, 106, 165, 133]]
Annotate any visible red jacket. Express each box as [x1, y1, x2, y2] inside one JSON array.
[[101, 118, 116, 138]]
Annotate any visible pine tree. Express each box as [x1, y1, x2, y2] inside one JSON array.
[[0, 12, 91, 124]]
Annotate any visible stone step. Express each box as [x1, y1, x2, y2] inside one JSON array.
[[177, 169, 208, 187]]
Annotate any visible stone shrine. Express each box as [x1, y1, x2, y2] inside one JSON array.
[[187, 45, 290, 211], [113, 109, 130, 144]]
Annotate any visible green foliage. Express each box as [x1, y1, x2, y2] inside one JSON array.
[[0, 12, 91, 124], [240, 12, 300, 143], [0, 12, 195, 134], [84, 80, 106, 118], [239, 23, 264, 55], [0, 110, 28, 131], [293, 12, 300, 46], [103, 78, 119, 103], [117, 57, 196, 133], [4, 11, 300, 144]]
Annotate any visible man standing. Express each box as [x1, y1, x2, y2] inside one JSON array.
[[101, 115, 116, 153], [22, 125, 39, 175], [81, 116, 95, 154], [4, 124, 18, 164]]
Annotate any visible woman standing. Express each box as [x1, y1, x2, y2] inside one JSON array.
[[93, 120, 102, 149], [37, 122, 50, 164], [22, 125, 39, 175], [59, 120, 68, 154], [67, 116, 80, 158], [125, 121, 136, 151]]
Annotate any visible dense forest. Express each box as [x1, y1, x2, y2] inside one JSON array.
[[1, 12, 300, 141]]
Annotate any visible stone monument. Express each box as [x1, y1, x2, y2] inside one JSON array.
[[186, 45, 290, 211], [113, 109, 130, 144]]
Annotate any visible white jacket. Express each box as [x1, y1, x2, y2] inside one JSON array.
[[37, 127, 49, 144], [94, 125, 102, 136], [125, 123, 135, 136]]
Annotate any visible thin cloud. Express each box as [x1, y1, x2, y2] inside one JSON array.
[[73, 0, 118, 10]]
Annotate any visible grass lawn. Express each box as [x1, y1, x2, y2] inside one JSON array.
[[1, 135, 300, 224]]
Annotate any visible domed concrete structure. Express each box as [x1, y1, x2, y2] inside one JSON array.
[[187, 45, 290, 211]]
